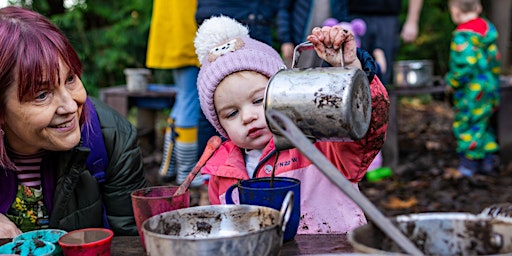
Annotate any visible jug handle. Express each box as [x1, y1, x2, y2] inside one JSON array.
[[224, 181, 240, 204], [279, 190, 294, 234], [292, 41, 344, 68]]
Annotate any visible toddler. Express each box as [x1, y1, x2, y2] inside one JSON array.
[[195, 16, 389, 234], [446, 0, 501, 176]]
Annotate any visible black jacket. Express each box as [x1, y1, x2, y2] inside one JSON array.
[[0, 97, 148, 235]]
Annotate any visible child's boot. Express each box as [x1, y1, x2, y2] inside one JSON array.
[[457, 154, 480, 177], [480, 154, 499, 176], [159, 118, 177, 182], [174, 126, 203, 188]]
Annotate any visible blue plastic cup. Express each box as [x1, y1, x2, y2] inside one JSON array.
[[225, 177, 300, 241]]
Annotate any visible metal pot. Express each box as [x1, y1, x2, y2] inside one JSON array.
[[142, 192, 293, 256], [264, 42, 372, 150], [393, 60, 433, 87], [348, 212, 512, 255]]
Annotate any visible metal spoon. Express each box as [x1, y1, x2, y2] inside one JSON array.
[[266, 109, 424, 256]]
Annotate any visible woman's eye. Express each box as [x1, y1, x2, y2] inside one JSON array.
[[66, 74, 75, 83], [35, 91, 49, 101]]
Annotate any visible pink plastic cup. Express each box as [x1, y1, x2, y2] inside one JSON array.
[[58, 228, 113, 256], [131, 185, 190, 249]]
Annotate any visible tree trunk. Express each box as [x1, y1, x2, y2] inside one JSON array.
[[485, 0, 511, 74]]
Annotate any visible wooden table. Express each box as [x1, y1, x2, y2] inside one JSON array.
[[1, 234, 354, 255], [110, 234, 354, 255], [99, 84, 178, 155], [99, 85, 177, 117]]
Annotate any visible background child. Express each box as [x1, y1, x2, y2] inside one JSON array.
[[194, 16, 389, 234], [445, 0, 501, 176]]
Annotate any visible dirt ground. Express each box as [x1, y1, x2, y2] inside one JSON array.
[[142, 95, 512, 213], [360, 96, 512, 217]]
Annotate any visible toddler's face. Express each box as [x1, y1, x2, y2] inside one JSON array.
[[448, 5, 463, 24], [214, 71, 273, 150]]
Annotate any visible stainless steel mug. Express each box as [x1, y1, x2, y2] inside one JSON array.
[[264, 41, 372, 150]]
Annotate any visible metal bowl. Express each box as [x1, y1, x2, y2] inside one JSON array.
[[393, 60, 433, 87], [348, 212, 512, 255], [142, 193, 292, 256]]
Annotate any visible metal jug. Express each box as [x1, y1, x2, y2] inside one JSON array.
[[264, 41, 372, 150]]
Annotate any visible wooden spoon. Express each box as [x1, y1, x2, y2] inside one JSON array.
[[172, 135, 222, 197]]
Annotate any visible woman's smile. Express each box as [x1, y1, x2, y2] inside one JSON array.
[[49, 116, 77, 131]]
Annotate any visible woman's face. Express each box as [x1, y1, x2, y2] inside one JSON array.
[[3, 59, 87, 155]]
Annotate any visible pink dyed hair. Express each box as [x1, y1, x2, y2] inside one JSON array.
[[0, 6, 86, 169]]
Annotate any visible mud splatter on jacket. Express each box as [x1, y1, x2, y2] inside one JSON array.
[[201, 74, 389, 234]]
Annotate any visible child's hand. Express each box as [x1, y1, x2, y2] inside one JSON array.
[[306, 26, 362, 69]]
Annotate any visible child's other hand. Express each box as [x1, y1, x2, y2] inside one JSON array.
[[306, 26, 362, 69]]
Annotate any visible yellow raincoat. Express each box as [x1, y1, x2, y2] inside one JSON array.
[[146, 0, 200, 69]]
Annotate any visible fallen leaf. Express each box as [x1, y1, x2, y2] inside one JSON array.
[[383, 196, 418, 209], [425, 141, 441, 150], [443, 167, 462, 179]]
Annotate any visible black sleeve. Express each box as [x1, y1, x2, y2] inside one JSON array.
[[357, 48, 377, 82]]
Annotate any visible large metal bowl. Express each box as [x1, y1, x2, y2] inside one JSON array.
[[348, 212, 512, 255], [393, 60, 433, 87], [142, 193, 292, 256]]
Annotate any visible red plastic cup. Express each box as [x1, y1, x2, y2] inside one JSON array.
[[131, 185, 190, 249], [58, 228, 113, 256]]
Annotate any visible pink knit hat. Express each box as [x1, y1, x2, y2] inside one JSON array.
[[194, 16, 286, 139]]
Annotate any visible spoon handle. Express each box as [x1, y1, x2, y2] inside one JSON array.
[[266, 109, 424, 256], [173, 135, 222, 197]]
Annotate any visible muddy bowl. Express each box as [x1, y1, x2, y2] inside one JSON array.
[[348, 212, 512, 255], [142, 195, 293, 256]]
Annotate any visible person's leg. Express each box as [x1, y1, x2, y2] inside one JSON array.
[[372, 15, 400, 86], [160, 66, 203, 187]]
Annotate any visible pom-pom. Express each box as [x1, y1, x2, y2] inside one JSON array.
[[194, 15, 250, 65], [351, 19, 367, 36], [322, 18, 339, 27]]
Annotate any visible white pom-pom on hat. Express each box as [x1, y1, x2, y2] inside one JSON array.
[[194, 15, 250, 66]]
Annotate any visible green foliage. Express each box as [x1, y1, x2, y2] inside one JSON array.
[[7, 0, 461, 97], [49, 0, 153, 97], [398, 0, 456, 76]]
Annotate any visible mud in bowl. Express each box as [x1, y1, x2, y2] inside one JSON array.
[[13, 228, 67, 255], [225, 177, 300, 242], [131, 185, 190, 249], [0, 239, 55, 256], [142, 192, 294, 256]]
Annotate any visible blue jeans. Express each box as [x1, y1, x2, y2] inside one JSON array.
[[170, 66, 200, 128], [169, 66, 221, 160]]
